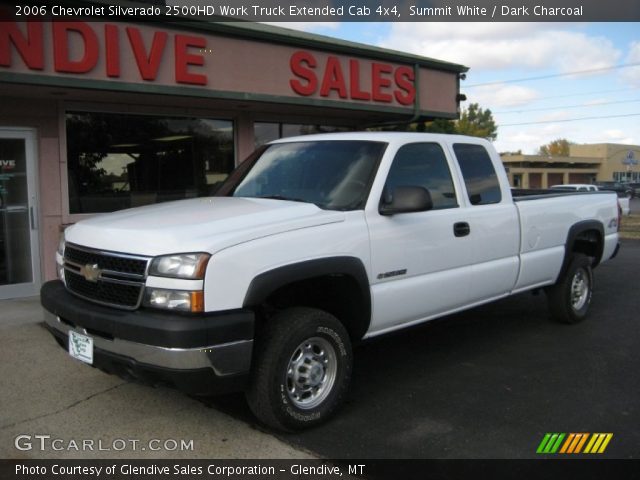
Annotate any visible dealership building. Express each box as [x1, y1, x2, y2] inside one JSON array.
[[0, 12, 467, 299], [502, 143, 640, 188]]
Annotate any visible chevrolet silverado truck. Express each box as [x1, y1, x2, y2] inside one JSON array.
[[41, 132, 620, 431]]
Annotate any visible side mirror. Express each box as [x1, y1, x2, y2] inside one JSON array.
[[379, 186, 433, 215]]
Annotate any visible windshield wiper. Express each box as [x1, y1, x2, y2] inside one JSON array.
[[255, 195, 310, 204]]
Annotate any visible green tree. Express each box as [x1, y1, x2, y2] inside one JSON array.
[[539, 138, 572, 157], [367, 103, 497, 140], [455, 103, 497, 140], [417, 119, 457, 134]]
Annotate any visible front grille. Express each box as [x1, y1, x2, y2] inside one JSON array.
[[63, 244, 150, 310], [65, 271, 142, 308], [65, 245, 147, 276]]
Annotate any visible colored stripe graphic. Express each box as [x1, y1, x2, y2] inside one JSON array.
[[584, 433, 614, 454], [538, 433, 613, 454], [560, 433, 588, 453], [536, 433, 565, 453]]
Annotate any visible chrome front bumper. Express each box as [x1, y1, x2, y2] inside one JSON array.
[[44, 311, 253, 376]]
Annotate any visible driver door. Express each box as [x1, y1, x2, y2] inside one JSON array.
[[366, 142, 474, 334]]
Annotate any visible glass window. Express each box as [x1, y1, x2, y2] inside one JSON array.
[[0, 138, 32, 285], [384, 143, 457, 210], [231, 141, 386, 210], [254, 122, 351, 147], [66, 112, 234, 213], [453, 143, 502, 205], [254, 123, 280, 147], [512, 174, 522, 188]]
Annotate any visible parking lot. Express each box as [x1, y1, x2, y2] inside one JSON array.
[[1, 211, 638, 460], [214, 239, 639, 459]]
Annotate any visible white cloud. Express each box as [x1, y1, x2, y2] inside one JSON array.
[[495, 130, 547, 154], [603, 129, 627, 140], [468, 84, 540, 108], [594, 130, 635, 145], [379, 23, 621, 73], [496, 121, 638, 155], [496, 121, 584, 154], [621, 41, 640, 86]]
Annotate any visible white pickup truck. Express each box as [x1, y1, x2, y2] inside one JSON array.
[[41, 132, 620, 431]]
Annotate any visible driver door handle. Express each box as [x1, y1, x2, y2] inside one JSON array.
[[454, 222, 470, 237]]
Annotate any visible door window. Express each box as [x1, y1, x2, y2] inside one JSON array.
[[384, 143, 457, 210], [453, 143, 502, 205]]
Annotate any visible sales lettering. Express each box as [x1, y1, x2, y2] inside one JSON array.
[[289, 50, 415, 105]]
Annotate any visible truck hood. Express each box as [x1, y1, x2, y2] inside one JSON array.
[[65, 197, 345, 256]]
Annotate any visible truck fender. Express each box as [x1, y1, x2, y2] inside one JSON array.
[[243, 257, 371, 340], [559, 220, 605, 279]]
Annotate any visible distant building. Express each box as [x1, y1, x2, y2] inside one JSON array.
[[501, 143, 640, 188]]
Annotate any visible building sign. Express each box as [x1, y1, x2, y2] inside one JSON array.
[[289, 51, 415, 105], [0, 18, 460, 115], [0, 20, 207, 85], [623, 150, 638, 166], [0, 159, 16, 170]]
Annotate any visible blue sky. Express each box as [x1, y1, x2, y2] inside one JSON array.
[[272, 22, 640, 154]]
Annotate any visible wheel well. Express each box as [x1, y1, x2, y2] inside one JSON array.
[[259, 274, 369, 342], [571, 229, 603, 266]]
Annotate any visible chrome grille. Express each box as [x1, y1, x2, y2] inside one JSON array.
[[63, 244, 150, 310]]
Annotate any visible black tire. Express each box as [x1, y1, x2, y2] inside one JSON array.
[[246, 307, 352, 431], [546, 253, 593, 324]]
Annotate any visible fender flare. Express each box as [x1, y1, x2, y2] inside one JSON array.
[[559, 220, 604, 278], [243, 256, 371, 338]]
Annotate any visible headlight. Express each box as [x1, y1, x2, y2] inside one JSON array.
[[149, 253, 210, 279], [143, 289, 204, 313]]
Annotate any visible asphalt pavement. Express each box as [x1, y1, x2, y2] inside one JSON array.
[[210, 239, 640, 459]]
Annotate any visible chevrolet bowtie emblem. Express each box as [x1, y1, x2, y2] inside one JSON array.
[[80, 263, 101, 283]]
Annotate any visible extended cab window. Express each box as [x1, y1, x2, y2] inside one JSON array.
[[453, 143, 502, 205], [384, 143, 457, 210]]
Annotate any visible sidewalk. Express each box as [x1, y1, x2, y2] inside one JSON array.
[[0, 297, 311, 459]]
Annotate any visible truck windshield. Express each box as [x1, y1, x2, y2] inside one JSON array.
[[229, 141, 386, 210]]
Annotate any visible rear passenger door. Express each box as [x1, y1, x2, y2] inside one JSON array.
[[366, 142, 475, 333], [449, 143, 520, 303]]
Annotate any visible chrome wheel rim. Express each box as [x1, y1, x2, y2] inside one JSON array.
[[570, 268, 589, 311], [286, 336, 337, 410]]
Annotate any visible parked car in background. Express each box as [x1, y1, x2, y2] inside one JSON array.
[[594, 181, 633, 198], [551, 184, 630, 216], [550, 184, 598, 192], [625, 183, 640, 198]]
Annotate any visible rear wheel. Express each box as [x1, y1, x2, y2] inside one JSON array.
[[246, 307, 352, 431], [546, 254, 593, 324]]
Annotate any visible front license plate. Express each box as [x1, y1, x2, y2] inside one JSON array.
[[69, 331, 94, 365]]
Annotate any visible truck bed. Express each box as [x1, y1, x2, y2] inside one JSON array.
[[512, 188, 629, 215], [511, 188, 611, 201]]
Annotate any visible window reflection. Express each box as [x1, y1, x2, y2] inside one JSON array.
[[66, 112, 234, 213]]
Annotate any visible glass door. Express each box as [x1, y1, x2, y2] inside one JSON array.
[[0, 129, 41, 299]]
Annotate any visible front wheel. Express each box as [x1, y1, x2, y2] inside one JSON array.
[[546, 253, 593, 324], [246, 307, 353, 431]]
